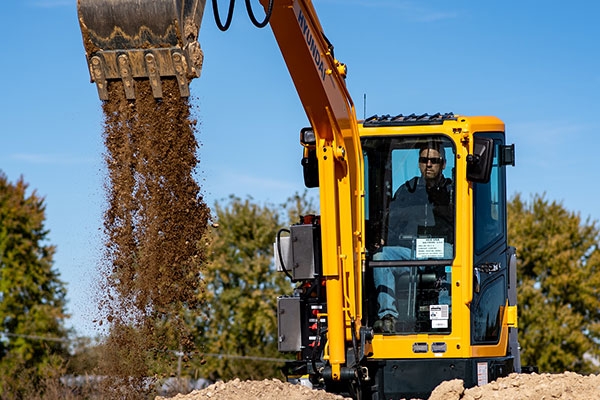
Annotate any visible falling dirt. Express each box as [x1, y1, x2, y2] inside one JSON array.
[[95, 78, 209, 398], [157, 372, 600, 400]]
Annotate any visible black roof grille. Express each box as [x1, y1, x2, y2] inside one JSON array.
[[363, 113, 456, 127]]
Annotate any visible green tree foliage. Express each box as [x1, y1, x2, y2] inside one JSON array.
[[194, 193, 317, 381], [0, 173, 69, 397], [195, 195, 289, 380], [281, 190, 319, 224], [508, 193, 600, 373]]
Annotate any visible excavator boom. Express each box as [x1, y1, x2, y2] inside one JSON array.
[[77, 0, 206, 100]]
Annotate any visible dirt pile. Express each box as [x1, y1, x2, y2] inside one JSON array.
[[430, 371, 600, 399], [158, 372, 600, 400], [156, 378, 351, 400], [95, 78, 209, 396]]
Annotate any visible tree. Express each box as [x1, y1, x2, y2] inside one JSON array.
[[0, 172, 69, 397], [193, 192, 317, 381], [508, 193, 600, 373], [194, 195, 288, 380], [281, 189, 319, 224]]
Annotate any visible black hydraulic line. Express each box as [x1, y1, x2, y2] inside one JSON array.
[[213, 0, 235, 31], [245, 0, 274, 28], [212, 0, 273, 31], [277, 228, 293, 281], [350, 319, 359, 364]]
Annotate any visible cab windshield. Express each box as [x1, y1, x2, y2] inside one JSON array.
[[363, 135, 456, 334]]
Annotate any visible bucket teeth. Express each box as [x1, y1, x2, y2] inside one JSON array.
[[172, 52, 190, 98], [89, 56, 108, 100], [118, 54, 135, 100], [77, 0, 206, 100], [145, 53, 163, 99]]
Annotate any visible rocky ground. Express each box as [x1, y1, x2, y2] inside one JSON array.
[[157, 372, 600, 400]]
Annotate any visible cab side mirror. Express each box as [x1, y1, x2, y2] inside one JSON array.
[[467, 137, 494, 183], [500, 143, 515, 167]]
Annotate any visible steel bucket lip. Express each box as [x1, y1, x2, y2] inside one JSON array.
[[77, 0, 207, 51]]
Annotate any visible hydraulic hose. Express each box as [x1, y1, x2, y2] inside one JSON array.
[[212, 0, 235, 31], [245, 0, 274, 28], [212, 0, 274, 30]]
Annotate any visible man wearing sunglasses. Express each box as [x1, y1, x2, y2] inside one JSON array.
[[387, 142, 454, 247], [373, 141, 454, 333]]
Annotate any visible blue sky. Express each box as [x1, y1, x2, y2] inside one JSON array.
[[1, 1, 599, 337]]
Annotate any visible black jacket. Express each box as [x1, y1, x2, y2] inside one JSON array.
[[387, 175, 454, 245]]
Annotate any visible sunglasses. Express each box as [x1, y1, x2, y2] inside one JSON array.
[[419, 156, 444, 165]]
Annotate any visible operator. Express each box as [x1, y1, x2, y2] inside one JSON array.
[[372, 141, 454, 333]]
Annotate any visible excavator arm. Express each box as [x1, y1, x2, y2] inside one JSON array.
[[261, 0, 365, 380]]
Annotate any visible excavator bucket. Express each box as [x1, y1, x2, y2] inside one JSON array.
[[77, 0, 207, 100]]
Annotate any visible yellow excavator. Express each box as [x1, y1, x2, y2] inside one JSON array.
[[77, 1, 520, 398]]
